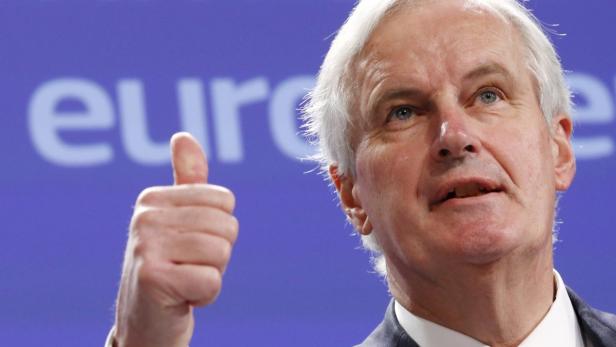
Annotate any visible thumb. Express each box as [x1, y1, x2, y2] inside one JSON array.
[[170, 132, 208, 185]]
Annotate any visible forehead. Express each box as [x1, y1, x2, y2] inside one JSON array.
[[353, 0, 525, 87]]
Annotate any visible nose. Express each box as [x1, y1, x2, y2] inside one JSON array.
[[430, 116, 481, 162]]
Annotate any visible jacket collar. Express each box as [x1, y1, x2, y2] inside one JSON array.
[[358, 290, 616, 347]]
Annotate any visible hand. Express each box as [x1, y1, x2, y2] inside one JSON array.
[[114, 132, 238, 347]]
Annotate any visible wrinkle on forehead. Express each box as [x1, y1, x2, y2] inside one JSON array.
[[354, 52, 395, 118], [346, 0, 523, 124], [345, 49, 396, 145], [349, 0, 516, 80]]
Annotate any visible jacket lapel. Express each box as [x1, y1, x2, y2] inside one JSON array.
[[356, 300, 420, 347], [567, 288, 616, 347]]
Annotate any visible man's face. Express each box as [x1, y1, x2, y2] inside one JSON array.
[[337, 1, 575, 277]]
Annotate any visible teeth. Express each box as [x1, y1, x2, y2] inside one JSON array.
[[441, 183, 496, 202], [454, 184, 482, 198], [453, 184, 496, 198]]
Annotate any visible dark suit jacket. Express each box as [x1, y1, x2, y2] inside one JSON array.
[[357, 288, 616, 347]]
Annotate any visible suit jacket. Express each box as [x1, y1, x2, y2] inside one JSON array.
[[357, 288, 616, 347]]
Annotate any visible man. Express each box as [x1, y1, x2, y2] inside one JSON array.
[[107, 0, 616, 346]]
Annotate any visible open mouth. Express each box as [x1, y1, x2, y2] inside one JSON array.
[[434, 181, 503, 206]]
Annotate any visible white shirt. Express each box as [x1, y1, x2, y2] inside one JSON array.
[[394, 270, 585, 347]]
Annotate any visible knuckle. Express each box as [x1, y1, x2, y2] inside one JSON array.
[[225, 191, 236, 211], [131, 208, 159, 231], [136, 262, 163, 288], [136, 187, 162, 206], [132, 238, 147, 258], [204, 268, 222, 295], [228, 216, 239, 242], [220, 215, 239, 243], [184, 184, 206, 198], [209, 185, 235, 212], [217, 240, 232, 263], [193, 268, 222, 307], [131, 236, 154, 259]]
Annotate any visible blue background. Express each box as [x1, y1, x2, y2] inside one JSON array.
[[1, 1, 614, 346]]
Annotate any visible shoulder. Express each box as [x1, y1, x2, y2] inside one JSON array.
[[567, 287, 616, 346], [355, 300, 419, 347]]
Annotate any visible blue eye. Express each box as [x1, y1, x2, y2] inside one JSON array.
[[388, 106, 416, 122], [478, 90, 500, 104]]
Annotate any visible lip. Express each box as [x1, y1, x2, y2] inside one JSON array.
[[429, 177, 504, 208]]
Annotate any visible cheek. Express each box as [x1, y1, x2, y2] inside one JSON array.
[[519, 129, 555, 192], [488, 117, 556, 229], [487, 114, 553, 188], [355, 142, 425, 231], [355, 146, 390, 210], [525, 134, 558, 222]]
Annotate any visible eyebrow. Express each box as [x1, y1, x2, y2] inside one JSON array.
[[462, 62, 514, 82], [368, 88, 426, 116], [367, 63, 514, 117], [377, 88, 426, 103]]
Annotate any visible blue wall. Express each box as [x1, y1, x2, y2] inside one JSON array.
[[1, 1, 615, 345]]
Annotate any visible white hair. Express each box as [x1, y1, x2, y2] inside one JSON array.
[[302, 0, 572, 276]]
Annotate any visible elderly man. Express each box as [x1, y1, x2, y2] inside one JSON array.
[[107, 0, 616, 346]]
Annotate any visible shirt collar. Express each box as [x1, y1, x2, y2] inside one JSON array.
[[394, 270, 584, 347]]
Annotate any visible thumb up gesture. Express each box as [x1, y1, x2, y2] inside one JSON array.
[[113, 132, 238, 347]]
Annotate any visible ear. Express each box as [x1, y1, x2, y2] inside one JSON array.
[[329, 164, 373, 235], [550, 115, 576, 191]]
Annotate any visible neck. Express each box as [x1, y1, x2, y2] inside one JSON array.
[[389, 244, 555, 346]]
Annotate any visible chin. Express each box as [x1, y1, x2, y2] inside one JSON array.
[[444, 220, 523, 265]]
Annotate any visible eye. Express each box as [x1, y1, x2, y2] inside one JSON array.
[[387, 106, 416, 123], [476, 89, 501, 105]]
